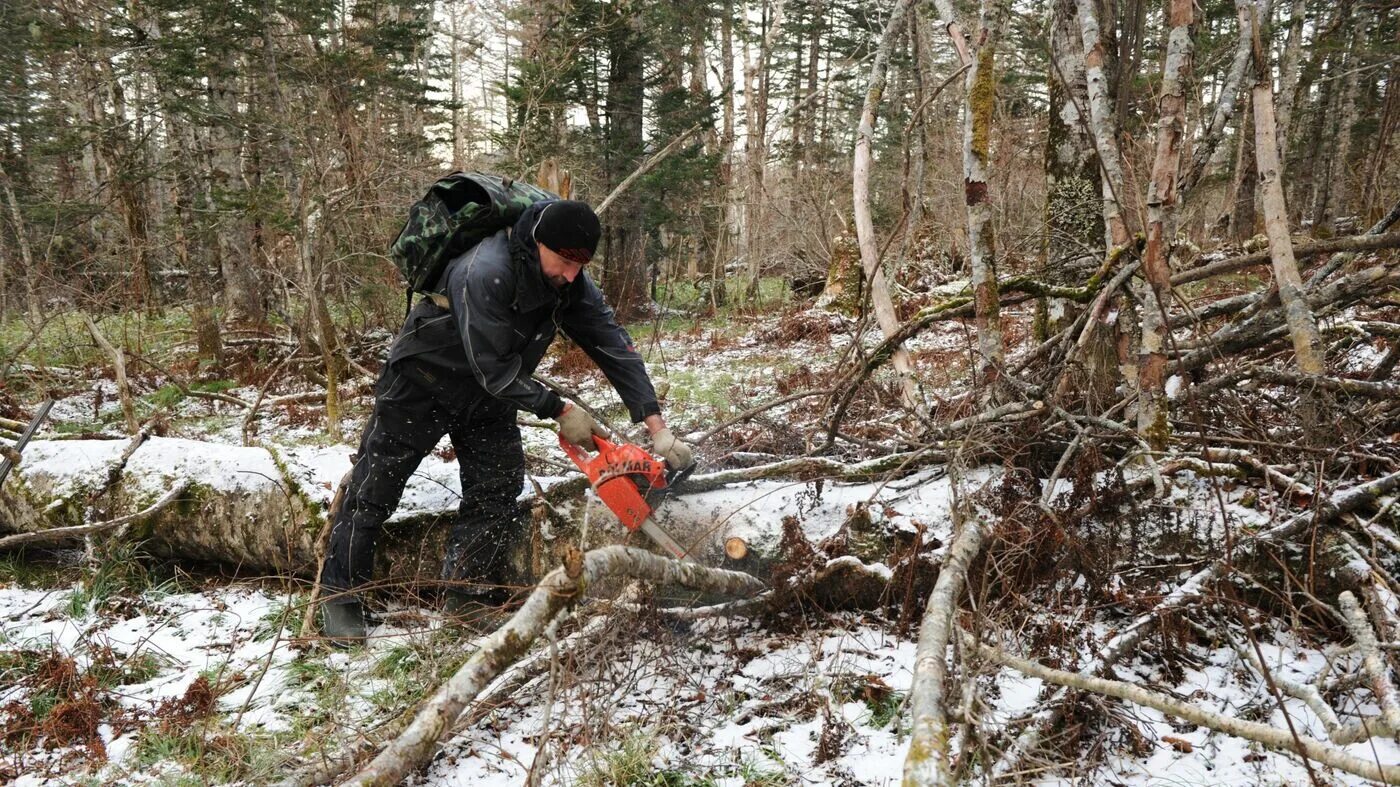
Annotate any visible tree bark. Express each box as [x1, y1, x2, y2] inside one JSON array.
[[1136, 0, 1193, 447], [853, 0, 920, 409], [903, 512, 989, 786], [1323, 6, 1368, 229], [602, 0, 649, 319], [1183, 0, 1259, 196], [1248, 5, 1326, 380], [1075, 0, 1130, 249], [1228, 94, 1257, 243], [0, 159, 37, 325], [963, 0, 1011, 393], [1273, 0, 1307, 172]]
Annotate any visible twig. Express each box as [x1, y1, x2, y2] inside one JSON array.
[[243, 350, 298, 445], [694, 388, 835, 445], [0, 481, 192, 550]]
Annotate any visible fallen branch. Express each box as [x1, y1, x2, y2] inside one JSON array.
[[0, 481, 192, 550], [904, 512, 990, 785], [266, 377, 374, 408], [82, 314, 139, 435], [1239, 368, 1400, 399], [971, 635, 1400, 785], [684, 450, 944, 494], [1172, 232, 1400, 286], [340, 547, 764, 787], [596, 124, 704, 217], [694, 388, 835, 445]]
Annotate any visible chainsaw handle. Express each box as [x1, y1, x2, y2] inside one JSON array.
[[558, 432, 616, 473]]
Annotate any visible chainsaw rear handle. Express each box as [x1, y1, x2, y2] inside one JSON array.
[[558, 431, 606, 472]]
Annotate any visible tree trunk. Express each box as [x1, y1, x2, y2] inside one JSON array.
[[602, 0, 648, 319], [1182, 0, 1259, 196], [0, 160, 36, 325], [1228, 95, 1258, 243], [853, 0, 920, 409], [1361, 59, 1398, 222], [1076, 0, 1131, 249], [1324, 6, 1368, 229], [1274, 0, 1307, 172], [207, 55, 263, 325], [1044, 0, 1104, 324], [964, 0, 1012, 393], [1136, 0, 1194, 447], [1248, 4, 1325, 381], [743, 0, 785, 301]]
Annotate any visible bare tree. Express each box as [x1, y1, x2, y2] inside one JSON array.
[[1136, 0, 1194, 446]]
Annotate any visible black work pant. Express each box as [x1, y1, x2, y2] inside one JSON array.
[[320, 362, 525, 602]]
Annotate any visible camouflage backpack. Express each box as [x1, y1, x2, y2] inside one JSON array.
[[389, 172, 557, 312]]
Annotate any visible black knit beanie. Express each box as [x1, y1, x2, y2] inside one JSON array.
[[532, 200, 601, 264]]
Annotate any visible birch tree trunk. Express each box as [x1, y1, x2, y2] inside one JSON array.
[[962, 0, 1012, 392], [1043, 0, 1103, 331], [1248, 1, 1325, 380], [902, 513, 989, 786], [1136, 0, 1194, 447], [1182, 0, 1260, 195], [853, 0, 920, 409], [1075, 0, 1130, 249]]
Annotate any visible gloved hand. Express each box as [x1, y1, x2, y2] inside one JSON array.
[[555, 403, 605, 449], [651, 428, 694, 470]]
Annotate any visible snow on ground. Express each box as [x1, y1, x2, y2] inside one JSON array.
[[1, 582, 298, 784], [5, 313, 1399, 784], [4, 462, 1397, 785]]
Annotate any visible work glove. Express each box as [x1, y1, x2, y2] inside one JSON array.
[[651, 428, 694, 470], [555, 403, 605, 449]]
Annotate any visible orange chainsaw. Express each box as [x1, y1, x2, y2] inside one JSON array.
[[559, 434, 696, 560]]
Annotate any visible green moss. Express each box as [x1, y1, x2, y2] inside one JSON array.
[[265, 445, 325, 536], [969, 44, 998, 164], [1144, 405, 1172, 452]]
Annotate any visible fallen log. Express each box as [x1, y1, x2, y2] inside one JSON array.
[[904, 510, 990, 785], [339, 546, 765, 787], [0, 434, 925, 585], [1172, 231, 1400, 286]]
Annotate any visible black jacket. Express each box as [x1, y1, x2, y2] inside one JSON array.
[[387, 201, 661, 423]]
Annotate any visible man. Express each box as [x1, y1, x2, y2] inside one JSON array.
[[320, 198, 692, 642]]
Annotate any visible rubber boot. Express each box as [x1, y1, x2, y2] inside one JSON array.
[[321, 599, 367, 646]]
